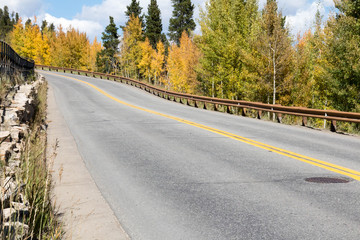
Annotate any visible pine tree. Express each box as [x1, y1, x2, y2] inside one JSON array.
[[0, 6, 19, 40], [97, 16, 120, 73], [145, 0, 163, 49], [125, 0, 145, 30], [41, 20, 48, 33], [168, 0, 196, 45]]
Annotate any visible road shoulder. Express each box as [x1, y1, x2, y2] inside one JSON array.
[[47, 82, 129, 239]]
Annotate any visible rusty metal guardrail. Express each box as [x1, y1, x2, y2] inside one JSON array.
[[36, 64, 360, 132], [1, 40, 35, 78]]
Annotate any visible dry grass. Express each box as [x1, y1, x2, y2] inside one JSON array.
[[1, 79, 63, 239]]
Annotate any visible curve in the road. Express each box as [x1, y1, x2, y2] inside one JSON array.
[[46, 71, 360, 181]]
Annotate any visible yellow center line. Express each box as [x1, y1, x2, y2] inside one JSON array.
[[44, 71, 360, 181]]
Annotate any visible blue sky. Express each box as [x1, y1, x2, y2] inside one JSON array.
[[0, 0, 335, 41]]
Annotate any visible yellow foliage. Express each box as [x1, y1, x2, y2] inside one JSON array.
[[9, 17, 100, 69], [120, 16, 143, 78], [138, 38, 154, 82], [88, 37, 102, 71], [167, 32, 200, 93], [9, 19, 24, 54], [151, 41, 166, 85], [10, 18, 51, 65]]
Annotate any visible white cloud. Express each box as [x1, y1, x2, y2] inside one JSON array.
[[75, 0, 205, 35], [286, 1, 334, 36], [2, 0, 336, 42], [0, 0, 44, 17], [258, 0, 335, 37], [286, 2, 319, 36], [278, 0, 308, 15], [76, 0, 127, 27], [42, 13, 103, 40]]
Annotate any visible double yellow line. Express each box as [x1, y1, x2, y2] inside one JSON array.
[[45, 71, 360, 181]]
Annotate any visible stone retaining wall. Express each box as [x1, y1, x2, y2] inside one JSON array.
[[0, 76, 44, 238]]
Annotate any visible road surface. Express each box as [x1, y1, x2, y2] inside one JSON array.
[[41, 70, 360, 240]]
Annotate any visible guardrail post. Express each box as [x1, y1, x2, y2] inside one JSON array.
[[242, 108, 247, 117], [330, 120, 337, 132], [302, 116, 307, 126], [277, 113, 282, 123], [214, 103, 218, 111], [257, 110, 262, 119], [195, 101, 199, 108], [203, 102, 207, 110], [227, 106, 232, 114]]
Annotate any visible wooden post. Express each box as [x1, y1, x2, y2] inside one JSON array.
[[195, 101, 199, 108], [227, 106, 232, 114], [330, 120, 337, 132], [187, 99, 191, 106], [302, 116, 307, 126], [257, 110, 262, 119], [277, 113, 282, 123], [242, 108, 247, 117]]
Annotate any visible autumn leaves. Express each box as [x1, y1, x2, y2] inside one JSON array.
[[9, 18, 101, 72]]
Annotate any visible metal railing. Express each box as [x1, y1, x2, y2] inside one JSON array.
[[36, 64, 360, 132], [0, 40, 35, 79]]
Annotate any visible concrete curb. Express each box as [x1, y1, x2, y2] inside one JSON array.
[[47, 82, 129, 239]]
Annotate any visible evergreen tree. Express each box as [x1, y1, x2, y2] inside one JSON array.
[[160, 33, 170, 56], [125, 0, 145, 29], [49, 23, 55, 32], [168, 0, 196, 45], [97, 16, 120, 73], [41, 20, 48, 33], [145, 0, 163, 49], [0, 6, 19, 40]]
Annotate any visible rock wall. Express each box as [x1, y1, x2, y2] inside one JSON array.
[[0, 76, 44, 238]]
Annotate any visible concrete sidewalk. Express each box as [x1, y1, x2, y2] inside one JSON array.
[[47, 83, 129, 240]]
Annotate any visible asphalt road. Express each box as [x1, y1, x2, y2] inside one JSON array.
[[41, 70, 360, 240]]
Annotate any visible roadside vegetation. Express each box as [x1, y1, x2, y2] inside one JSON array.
[[3, 1, 360, 133], [0, 70, 62, 239], [20, 80, 62, 239]]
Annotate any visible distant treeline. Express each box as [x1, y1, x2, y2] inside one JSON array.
[[5, 0, 360, 119]]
